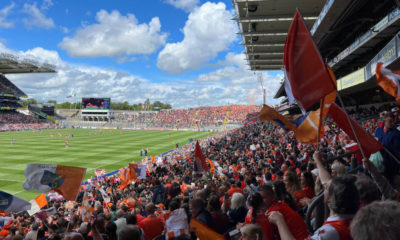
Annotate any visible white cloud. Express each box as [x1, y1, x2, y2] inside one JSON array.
[[0, 2, 15, 28], [1, 43, 279, 108], [116, 56, 136, 64], [197, 52, 283, 102], [164, 0, 199, 12], [41, 0, 53, 10], [59, 10, 167, 58], [157, 2, 237, 74], [22, 2, 55, 29], [60, 26, 69, 34]]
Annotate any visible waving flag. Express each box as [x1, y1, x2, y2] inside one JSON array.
[[81, 192, 94, 222], [23, 164, 86, 201], [0, 191, 31, 213], [189, 218, 225, 240], [119, 167, 131, 190], [284, 10, 336, 110], [329, 103, 383, 157], [376, 62, 400, 103], [290, 110, 323, 143], [194, 141, 208, 172], [260, 105, 297, 131], [27, 193, 48, 216], [66, 93, 76, 98], [259, 105, 322, 143], [131, 164, 147, 180]]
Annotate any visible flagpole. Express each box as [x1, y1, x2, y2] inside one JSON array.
[[316, 99, 324, 150], [336, 93, 367, 159]]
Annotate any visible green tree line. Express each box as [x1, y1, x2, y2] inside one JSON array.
[[19, 98, 172, 110]]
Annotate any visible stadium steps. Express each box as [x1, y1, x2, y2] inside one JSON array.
[[192, 110, 200, 126], [29, 108, 57, 123], [224, 111, 230, 125], [222, 111, 230, 130], [70, 110, 80, 118]]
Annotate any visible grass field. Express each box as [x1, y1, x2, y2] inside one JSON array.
[[0, 129, 213, 200]]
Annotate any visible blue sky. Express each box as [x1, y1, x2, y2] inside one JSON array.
[[0, 0, 283, 108]]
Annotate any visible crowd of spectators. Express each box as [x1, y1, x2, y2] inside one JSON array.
[[0, 105, 400, 240], [0, 111, 56, 131], [150, 105, 260, 128]]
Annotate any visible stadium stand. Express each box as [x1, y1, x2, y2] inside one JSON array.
[[0, 110, 56, 131], [2, 105, 400, 240], [57, 105, 261, 130], [0, 50, 57, 131]]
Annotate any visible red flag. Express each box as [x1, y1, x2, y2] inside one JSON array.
[[194, 141, 209, 172], [329, 103, 383, 157], [284, 10, 336, 110]]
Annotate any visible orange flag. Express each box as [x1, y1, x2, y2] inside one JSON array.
[[375, 62, 400, 103], [119, 168, 131, 190], [27, 193, 48, 215], [189, 218, 225, 240]]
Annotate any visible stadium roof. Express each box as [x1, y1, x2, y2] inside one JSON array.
[[232, 0, 325, 71], [273, 0, 398, 100], [0, 53, 56, 74]]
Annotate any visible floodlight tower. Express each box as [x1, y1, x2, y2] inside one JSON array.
[[257, 73, 266, 105]]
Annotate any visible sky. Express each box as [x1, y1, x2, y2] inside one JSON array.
[[0, 0, 283, 108]]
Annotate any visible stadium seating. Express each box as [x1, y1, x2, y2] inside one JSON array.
[[0, 111, 56, 131]]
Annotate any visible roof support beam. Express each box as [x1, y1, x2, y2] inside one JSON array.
[[234, 16, 317, 22]]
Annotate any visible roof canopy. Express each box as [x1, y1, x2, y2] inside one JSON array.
[[233, 0, 324, 71]]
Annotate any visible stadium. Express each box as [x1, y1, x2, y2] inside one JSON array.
[[0, 0, 400, 240]]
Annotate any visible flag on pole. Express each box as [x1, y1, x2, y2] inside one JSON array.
[[290, 110, 323, 143], [283, 10, 336, 110], [66, 93, 76, 98], [27, 193, 47, 216], [119, 168, 131, 190], [23, 164, 86, 201], [81, 192, 94, 222], [194, 141, 209, 172], [0, 191, 31, 213], [259, 105, 297, 131], [375, 62, 400, 103], [329, 103, 383, 157], [259, 105, 322, 143]]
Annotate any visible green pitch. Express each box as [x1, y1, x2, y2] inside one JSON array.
[[0, 129, 214, 201]]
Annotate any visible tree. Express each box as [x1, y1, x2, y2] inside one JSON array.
[[20, 98, 37, 107]]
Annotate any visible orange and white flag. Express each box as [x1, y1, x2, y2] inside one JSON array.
[[376, 62, 400, 103], [81, 192, 94, 222], [27, 193, 47, 215]]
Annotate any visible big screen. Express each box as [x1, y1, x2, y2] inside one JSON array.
[[81, 98, 110, 110]]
